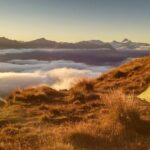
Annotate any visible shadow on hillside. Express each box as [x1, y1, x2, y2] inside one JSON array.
[[135, 119, 150, 135], [69, 132, 107, 150], [69, 130, 150, 150], [69, 113, 150, 150]]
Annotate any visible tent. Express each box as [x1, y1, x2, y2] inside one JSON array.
[[138, 87, 150, 102]]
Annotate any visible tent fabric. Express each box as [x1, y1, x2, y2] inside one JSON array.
[[138, 87, 150, 102]]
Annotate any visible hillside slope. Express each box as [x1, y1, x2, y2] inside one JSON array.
[[94, 55, 150, 94], [6, 55, 150, 102], [0, 55, 150, 150]]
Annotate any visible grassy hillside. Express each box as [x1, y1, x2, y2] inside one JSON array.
[[95, 55, 150, 94], [0, 55, 150, 150]]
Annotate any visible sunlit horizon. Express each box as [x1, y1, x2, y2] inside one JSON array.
[[0, 0, 150, 43], [1, 36, 150, 44]]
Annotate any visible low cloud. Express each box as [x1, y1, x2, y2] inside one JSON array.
[[0, 49, 36, 55], [0, 48, 69, 55], [0, 59, 110, 72], [0, 68, 98, 96], [0, 59, 111, 96]]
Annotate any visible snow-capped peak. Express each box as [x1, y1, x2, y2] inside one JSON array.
[[122, 38, 131, 43]]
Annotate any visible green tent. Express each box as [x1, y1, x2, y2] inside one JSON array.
[[138, 87, 150, 102]]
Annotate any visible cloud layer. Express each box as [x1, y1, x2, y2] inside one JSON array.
[[0, 59, 111, 96]]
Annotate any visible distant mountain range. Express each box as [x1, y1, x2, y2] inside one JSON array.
[[111, 38, 150, 50], [0, 37, 114, 50], [0, 37, 150, 50]]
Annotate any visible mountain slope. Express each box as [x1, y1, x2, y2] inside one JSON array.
[[93, 55, 150, 95], [23, 38, 57, 48], [0, 37, 22, 48]]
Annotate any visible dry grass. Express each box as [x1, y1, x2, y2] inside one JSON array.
[[0, 55, 150, 150], [99, 90, 140, 137], [5, 85, 65, 104], [69, 79, 99, 103], [102, 90, 140, 128], [0, 90, 150, 150], [96, 55, 150, 94]]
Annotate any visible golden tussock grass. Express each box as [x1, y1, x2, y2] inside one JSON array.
[[96, 55, 150, 94], [0, 90, 150, 150], [5, 85, 65, 104], [69, 79, 99, 103], [0, 55, 150, 150]]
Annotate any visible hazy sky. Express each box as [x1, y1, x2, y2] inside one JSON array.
[[0, 0, 150, 42]]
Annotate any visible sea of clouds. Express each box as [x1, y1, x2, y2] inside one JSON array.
[[0, 48, 79, 55], [0, 59, 111, 96]]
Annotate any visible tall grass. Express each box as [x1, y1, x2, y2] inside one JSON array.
[[1, 90, 150, 150], [103, 90, 140, 127]]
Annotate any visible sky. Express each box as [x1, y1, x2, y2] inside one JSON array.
[[0, 0, 150, 43]]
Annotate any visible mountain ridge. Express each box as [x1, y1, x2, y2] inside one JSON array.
[[1, 37, 150, 50], [0, 37, 114, 50], [111, 38, 150, 50]]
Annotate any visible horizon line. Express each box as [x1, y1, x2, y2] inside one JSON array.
[[1, 36, 150, 44]]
